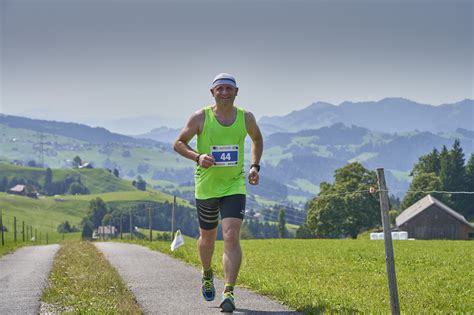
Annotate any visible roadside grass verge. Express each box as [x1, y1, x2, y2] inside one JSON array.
[[120, 237, 473, 314], [42, 241, 141, 314], [0, 242, 27, 257]]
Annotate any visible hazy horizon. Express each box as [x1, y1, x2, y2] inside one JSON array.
[[1, 0, 472, 134]]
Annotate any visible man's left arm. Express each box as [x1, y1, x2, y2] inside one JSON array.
[[245, 111, 263, 185]]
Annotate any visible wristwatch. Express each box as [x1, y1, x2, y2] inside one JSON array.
[[250, 164, 260, 172]]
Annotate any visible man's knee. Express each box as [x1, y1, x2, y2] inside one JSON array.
[[199, 228, 217, 246], [223, 227, 240, 245]]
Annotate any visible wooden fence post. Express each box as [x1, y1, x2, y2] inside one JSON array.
[[22, 221, 25, 242], [14, 216, 17, 242], [0, 210, 4, 246], [171, 195, 176, 236], [129, 209, 133, 240], [376, 168, 401, 315], [120, 216, 123, 240], [148, 205, 152, 242]]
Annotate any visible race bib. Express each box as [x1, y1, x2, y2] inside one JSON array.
[[211, 145, 239, 166]]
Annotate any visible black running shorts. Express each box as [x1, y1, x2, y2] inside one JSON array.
[[195, 194, 246, 230]]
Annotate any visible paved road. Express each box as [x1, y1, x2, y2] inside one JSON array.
[[0, 245, 60, 315], [95, 242, 301, 314]]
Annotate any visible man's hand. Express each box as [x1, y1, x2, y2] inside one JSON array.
[[198, 154, 215, 168], [248, 168, 259, 185]]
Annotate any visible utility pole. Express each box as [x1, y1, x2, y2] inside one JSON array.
[[376, 168, 400, 315], [38, 132, 45, 168]]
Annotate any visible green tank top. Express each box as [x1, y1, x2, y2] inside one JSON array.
[[195, 106, 247, 199]]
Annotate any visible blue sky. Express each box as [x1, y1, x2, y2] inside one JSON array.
[[1, 0, 472, 133]]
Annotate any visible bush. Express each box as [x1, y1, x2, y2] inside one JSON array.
[[155, 232, 172, 241]]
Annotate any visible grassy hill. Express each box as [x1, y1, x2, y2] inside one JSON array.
[[0, 163, 138, 194], [0, 188, 195, 256]]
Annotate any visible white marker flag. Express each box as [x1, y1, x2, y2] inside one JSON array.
[[170, 229, 184, 251]]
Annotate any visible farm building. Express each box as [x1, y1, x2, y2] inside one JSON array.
[[8, 184, 38, 198], [396, 194, 474, 240]]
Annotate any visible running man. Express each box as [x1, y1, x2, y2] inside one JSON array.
[[174, 73, 263, 312]]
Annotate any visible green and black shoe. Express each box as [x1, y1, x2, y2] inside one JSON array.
[[201, 276, 215, 301], [219, 291, 236, 312]]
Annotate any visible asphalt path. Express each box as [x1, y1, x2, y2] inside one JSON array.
[[0, 245, 59, 315], [95, 242, 301, 314]]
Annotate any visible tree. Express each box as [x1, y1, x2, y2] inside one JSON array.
[[113, 168, 120, 178], [68, 182, 89, 195], [461, 154, 474, 219], [446, 140, 467, 215], [87, 197, 108, 228], [389, 210, 399, 226], [102, 213, 112, 226], [240, 224, 253, 239], [135, 176, 147, 191], [411, 148, 440, 176], [81, 218, 94, 240], [278, 208, 287, 238], [400, 172, 449, 210], [73, 156, 82, 168], [0, 176, 7, 192], [295, 224, 314, 239], [57, 220, 79, 233], [44, 168, 53, 195], [307, 162, 380, 239]]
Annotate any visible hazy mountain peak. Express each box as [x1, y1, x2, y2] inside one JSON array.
[[259, 98, 473, 135]]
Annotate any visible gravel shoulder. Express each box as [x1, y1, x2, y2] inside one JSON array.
[[95, 242, 301, 314], [0, 245, 60, 315]]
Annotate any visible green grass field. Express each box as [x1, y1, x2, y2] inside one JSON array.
[[123, 237, 473, 314]]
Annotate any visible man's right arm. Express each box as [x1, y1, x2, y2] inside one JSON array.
[[174, 111, 202, 163], [174, 110, 215, 168]]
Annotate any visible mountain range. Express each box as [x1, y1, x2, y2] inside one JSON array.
[[1, 98, 473, 205], [259, 98, 473, 135]]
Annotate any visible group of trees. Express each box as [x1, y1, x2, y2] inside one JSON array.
[[57, 220, 79, 233], [0, 168, 89, 196], [44, 168, 89, 195], [401, 140, 474, 218], [241, 216, 287, 239], [304, 162, 381, 239], [81, 197, 200, 239], [132, 176, 147, 191]]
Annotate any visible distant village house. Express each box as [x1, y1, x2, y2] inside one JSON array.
[[78, 162, 93, 169], [396, 195, 474, 240], [93, 225, 117, 240]]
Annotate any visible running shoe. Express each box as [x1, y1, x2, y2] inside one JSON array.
[[201, 277, 215, 301], [219, 291, 236, 312]]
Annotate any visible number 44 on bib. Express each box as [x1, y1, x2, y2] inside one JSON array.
[[211, 145, 239, 166]]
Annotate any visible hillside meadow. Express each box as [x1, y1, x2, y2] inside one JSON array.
[[124, 237, 473, 314], [0, 189, 190, 256]]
